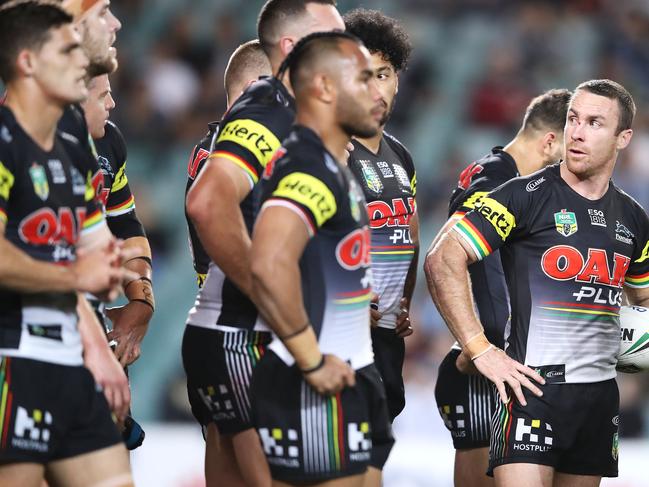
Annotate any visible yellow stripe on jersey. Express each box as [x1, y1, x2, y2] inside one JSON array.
[[0, 208, 7, 224], [216, 119, 281, 169], [84, 172, 95, 202], [111, 163, 129, 193], [82, 209, 104, 231], [272, 172, 337, 228], [0, 161, 15, 200], [410, 171, 417, 197]]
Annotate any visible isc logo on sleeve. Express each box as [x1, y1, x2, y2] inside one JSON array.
[[216, 119, 281, 167], [474, 196, 516, 240], [273, 172, 337, 227]]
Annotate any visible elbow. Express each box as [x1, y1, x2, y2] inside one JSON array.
[[186, 186, 209, 227], [423, 248, 441, 283]]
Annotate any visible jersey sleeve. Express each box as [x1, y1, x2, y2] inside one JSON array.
[[80, 170, 106, 238], [625, 206, 649, 288], [452, 178, 530, 261], [261, 159, 339, 237], [0, 144, 16, 225], [450, 161, 514, 218], [211, 105, 284, 188]]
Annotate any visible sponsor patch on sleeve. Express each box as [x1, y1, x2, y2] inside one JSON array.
[[460, 191, 488, 211], [215, 119, 281, 170], [0, 160, 15, 201], [272, 172, 337, 228], [634, 240, 649, 264], [111, 163, 129, 193], [474, 196, 516, 240]]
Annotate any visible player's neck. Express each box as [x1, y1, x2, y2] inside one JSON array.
[[560, 162, 611, 200], [504, 136, 544, 177], [296, 112, 349, 164], [4, 87, 63, 152], [354, 128, 384, 154]]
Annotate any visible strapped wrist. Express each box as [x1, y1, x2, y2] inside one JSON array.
[[281, 324, 322, 371], [125, 277, 155, 311], [463, 331, 492, 360]]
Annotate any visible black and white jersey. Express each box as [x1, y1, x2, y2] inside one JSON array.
[[186, 77, 295, 332], [454, 163, 649, 383], [0, 106, 105, 366], [448, 147, 518, 347], [261, 126, 373, 370], [94, 121, 145, 239], [348, 133, 417, 329]]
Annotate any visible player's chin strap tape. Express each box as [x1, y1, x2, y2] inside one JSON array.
[[280, 323, 323, 372], [124, 277, 155, 312], [463, 331, 493, 361]]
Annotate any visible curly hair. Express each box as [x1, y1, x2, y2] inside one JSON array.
[[343, 8, 412, 72]]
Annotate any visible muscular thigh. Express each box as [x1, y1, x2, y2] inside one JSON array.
[[46, 443, 132, 487]]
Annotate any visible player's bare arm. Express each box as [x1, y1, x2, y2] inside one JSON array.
[[624, 285, 649, 308], [425, 229, 545, 404], [251, 206, 355, 396], [186, 157, 254, 296], [0, 220, 126, 296], [77, 293, 130, 421], [396, 212, 419, 337], [106, 235, 154, 366]]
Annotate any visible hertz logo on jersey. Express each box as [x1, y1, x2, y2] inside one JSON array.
[[473, 196, 516, 240], [273, 172, 337, 227], [460, 191, 488, 211], [0, 160, 14, 200], [217, 119, 281, 168]]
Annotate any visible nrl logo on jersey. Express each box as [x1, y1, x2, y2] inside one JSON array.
[[359, 160, 382, 194], [554, 209, 577, 237], [348, 178, 363, 222], [29, 163, 49, 201]]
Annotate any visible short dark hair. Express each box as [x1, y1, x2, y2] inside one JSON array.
[[521, 88, 572, 134], [574, 79, 636, 134], [224, 40, 271, 102], [257, 0, 337, 57], [343, 8, 412, 72], [276, 31, 360, 95], [0, 1, 73, 82]]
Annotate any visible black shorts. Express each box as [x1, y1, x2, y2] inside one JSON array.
[[371, 327, 405, 422], [182, 325, 272, 435], [488, 379, 619, 477], [250, 351, 394, 484], [435, 348, 495, 449], [0, 356, 121, 464]]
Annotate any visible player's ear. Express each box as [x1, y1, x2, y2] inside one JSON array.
[[616, 129, 633, 151], [279, 36, 296, 59], [15, 48, 37, 78], [541, 131, 556, 155], [315, 73, 334, 104]]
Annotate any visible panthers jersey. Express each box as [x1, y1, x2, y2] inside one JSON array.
[[94, 121, 145, 239], [454, 163, 649, 383], [0, 106, 105, 366], [186, 77, 295, 332], [185, 121, 219, 286], [448, 147, 519, 347], [348, 133, 416, 329], [261, 125, 374, 370]]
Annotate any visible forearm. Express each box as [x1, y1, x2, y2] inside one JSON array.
[[0, 238, 76, 293], [252, 257, 309, 337], [122, 236, 155, 315], [424, 237, 484, 347], [402, 245, 419, 303], [77, 293, 110, 354]]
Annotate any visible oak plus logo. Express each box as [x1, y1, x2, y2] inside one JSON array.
[[513, 418, 553, 452], [12, 406, 52, 453], [258, 427, 300, 468]]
